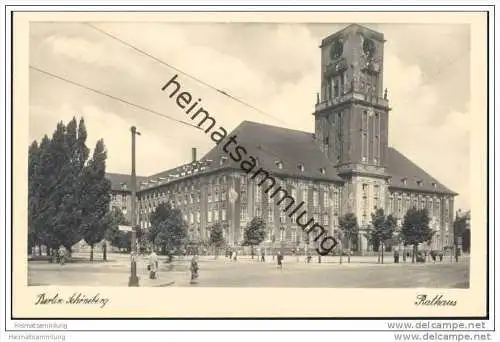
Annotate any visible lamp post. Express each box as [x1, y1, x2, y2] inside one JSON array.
[[280, 220, 285, 256], [128, 126, 140, 287]]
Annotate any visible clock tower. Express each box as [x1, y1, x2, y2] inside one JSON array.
[[313, 24, 391, 251]]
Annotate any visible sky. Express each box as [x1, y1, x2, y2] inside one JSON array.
[[29, 22, 471, 210]]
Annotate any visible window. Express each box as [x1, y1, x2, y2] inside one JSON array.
[[374, 185, 380, 208], [240, 205, 248, 225], [255, 183, 262, 205], [302, 186, 309, 204], [122, 207, 127, 215], [291, 230, 297, 243], [268, 204, 274, 223], [196, 211, 200, 223], [312, 188, 318, 207], [222, 209, 227, 221], [214, 210, 219, 222], [208, 211, 212, 223], [362, 184, 368, 197], [333, 190, 340, 215], [324, 189, 330, 208]]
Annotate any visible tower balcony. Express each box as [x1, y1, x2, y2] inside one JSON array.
[[315, 91, 389, 113]]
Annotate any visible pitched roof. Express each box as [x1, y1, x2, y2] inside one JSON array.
[[106, 121, 457, 196], [199, 120, 344, 183], [386, 147, 457, 195], [106, 172, 147, 192]]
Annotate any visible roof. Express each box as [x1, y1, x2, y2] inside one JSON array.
[[106, 121, 457, 196], [199, 120, 344, 183], [106, 172, 147, 192], [386, 147, 457, 195]]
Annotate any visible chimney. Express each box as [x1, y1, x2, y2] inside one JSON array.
[[191, 147, 197, 162]]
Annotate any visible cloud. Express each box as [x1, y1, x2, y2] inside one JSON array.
[[383, 49, 470, 210]]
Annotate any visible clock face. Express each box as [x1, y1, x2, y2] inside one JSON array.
[[363, 38, 376, 58], [330, 39, 343, 60]]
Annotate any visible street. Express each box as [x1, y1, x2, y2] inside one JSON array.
[[27, 253, 470, 288]]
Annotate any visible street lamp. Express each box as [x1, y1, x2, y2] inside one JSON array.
[[280, 220, 285, 256], [128, 126, 140, 287]]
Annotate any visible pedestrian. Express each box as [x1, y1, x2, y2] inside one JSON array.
[[148, 249, 159, 279], [439, 251, 443, 262], [58, 246, 66, 265], [261, 250, 265, 262], [431, 251, 436, 263], [190, 255, 199, 284], [277, 251, 283, 269], [233, 250, 238, 261], [394, 249, 399, 263]]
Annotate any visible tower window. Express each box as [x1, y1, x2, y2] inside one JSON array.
[[298, 164, 305, 172], [275, 160, 283, 169], [401, 177, 407, 185], [319, 167, 326, 175]]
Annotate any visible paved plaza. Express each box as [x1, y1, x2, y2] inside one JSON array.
[[27, 253, 469, 288]]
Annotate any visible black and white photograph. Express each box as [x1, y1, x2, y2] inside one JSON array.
[[8, 9, 490, 323], [27, 20, 472, 289]]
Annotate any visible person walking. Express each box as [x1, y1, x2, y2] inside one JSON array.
[[58, 246, 66, 265], [261, 249, 265, 262], [277, 251, 283, 269], [190, 255, 199, 284], [148, 249, 159, 279]]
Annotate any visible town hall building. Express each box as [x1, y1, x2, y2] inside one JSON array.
[[107, 24, 457, 254]]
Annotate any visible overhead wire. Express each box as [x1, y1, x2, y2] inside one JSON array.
[[84, 22, 288, 126], [30, 65, 203, 131]]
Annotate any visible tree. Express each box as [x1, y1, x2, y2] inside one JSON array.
[[82, 140, 112, 261], [208, 222, 226, 259], [28, 140, 41, 253], [148, 203, 188, 255], [339, 213, 359, 263], [105, 207, 131, 254], [400, 207, 434, 263], [366, 209, 397, 264], [453, 212, 470, 252], [44, 118, 90, 253], [31, 134, 56, 253], [242, 217, 266, 259], [27, 117, 106, 260]]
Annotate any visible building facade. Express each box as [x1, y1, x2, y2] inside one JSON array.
[[107, 24, 457, 253]]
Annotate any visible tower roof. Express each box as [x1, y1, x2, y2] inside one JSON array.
[[321, 23, 385, 46]]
